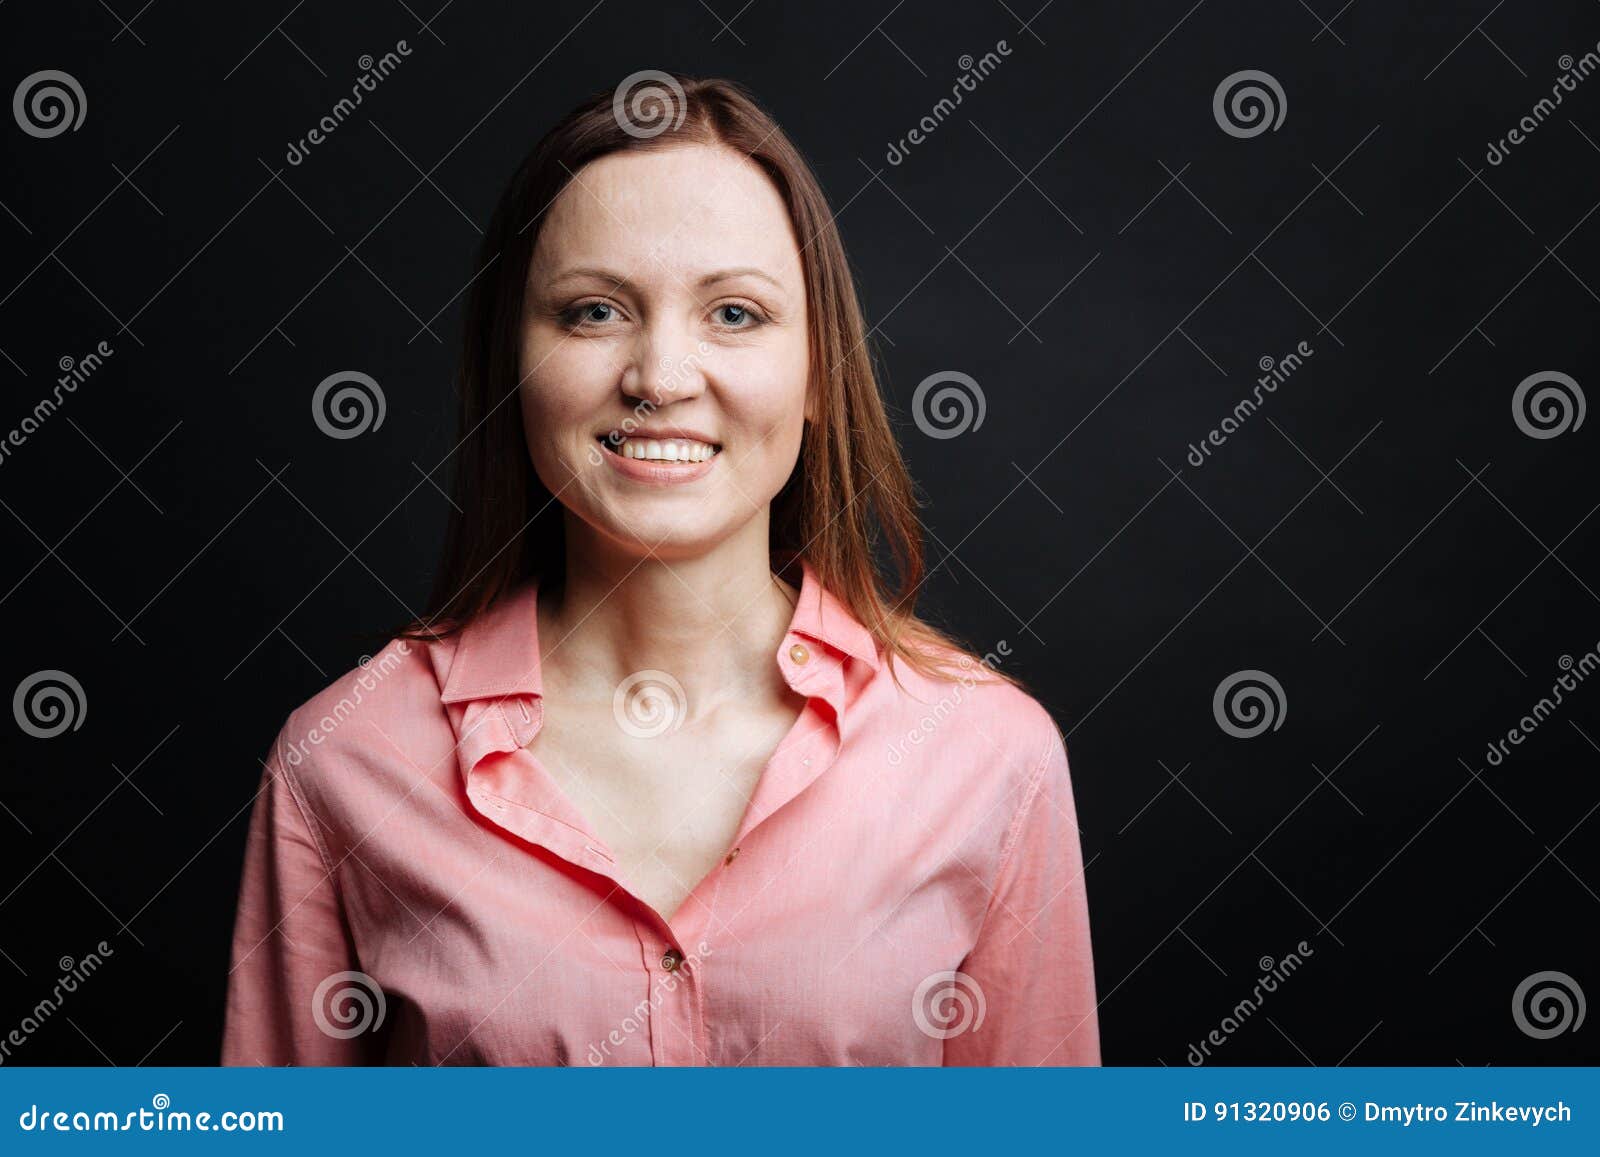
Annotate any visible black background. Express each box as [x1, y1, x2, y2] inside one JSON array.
[[1, 0, 1597, 1066]]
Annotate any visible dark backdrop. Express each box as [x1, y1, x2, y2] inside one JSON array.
[[1, 0, 1596, 1066]]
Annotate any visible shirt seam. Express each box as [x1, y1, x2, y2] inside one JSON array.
[[271, 717, 344, 890], [444, 680, 538, 702], [485, 792, 616, 854], [968, 723, 1057, 950]]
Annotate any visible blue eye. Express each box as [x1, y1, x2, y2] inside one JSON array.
[[559, 300, 618, 328], [718, 304, 752, 326]]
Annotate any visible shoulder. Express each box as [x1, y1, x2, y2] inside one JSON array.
[[874, 639, 1068, 789], [268, 634, 443, 776]]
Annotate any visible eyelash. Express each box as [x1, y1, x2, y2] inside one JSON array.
[[558, 300, 767, 331]]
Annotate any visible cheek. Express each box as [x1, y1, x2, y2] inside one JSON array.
[[722, 346, 809, 483], [518, 336, 616, 463]]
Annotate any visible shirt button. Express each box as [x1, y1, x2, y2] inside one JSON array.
[[724, 846, 740, 865], [661, 948, 684, 972], [789, 643, 810, 665]]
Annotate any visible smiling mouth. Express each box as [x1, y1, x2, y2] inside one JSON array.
[[596, 434, 722, 463]]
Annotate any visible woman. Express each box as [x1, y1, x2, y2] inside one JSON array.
[[222, 74, 1100, 1066]]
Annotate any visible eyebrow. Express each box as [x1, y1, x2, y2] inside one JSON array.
[[543, 266, 787, 293]]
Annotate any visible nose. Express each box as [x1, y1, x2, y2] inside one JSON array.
[[620, 321, 707, 408]]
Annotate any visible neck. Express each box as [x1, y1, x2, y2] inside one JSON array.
[[537, 517, 799, 720]]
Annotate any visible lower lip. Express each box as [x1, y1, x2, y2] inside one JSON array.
[[598, 443, 720, 485]]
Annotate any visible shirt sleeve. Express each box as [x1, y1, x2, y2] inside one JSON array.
[[943, 722, 1101, 1066], [221, 728, 377, 1065]]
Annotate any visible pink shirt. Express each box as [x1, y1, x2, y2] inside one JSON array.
[[221, 558, 1100, 1066]]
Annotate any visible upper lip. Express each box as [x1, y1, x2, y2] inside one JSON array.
[[596, 426, 720, 446]]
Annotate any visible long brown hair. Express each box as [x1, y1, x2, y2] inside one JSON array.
[[400, 73, 1017, 690]]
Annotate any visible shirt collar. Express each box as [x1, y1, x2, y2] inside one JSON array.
[[437, 555, 880, 707], [784, 555, 883, 673]]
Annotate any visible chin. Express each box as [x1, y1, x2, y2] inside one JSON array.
[[593, 509, 730, 558]]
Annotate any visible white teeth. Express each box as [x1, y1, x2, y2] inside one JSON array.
[[612, 437, 718, 462]]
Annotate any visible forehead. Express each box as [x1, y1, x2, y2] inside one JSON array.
[[531, 143, 802, 285]]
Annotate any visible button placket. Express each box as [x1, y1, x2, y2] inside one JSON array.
[[639, 929, 702, 1066], [729, 641, 846, 854]]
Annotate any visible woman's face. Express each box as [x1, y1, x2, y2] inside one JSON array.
[[519, 142, 811, 562]]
